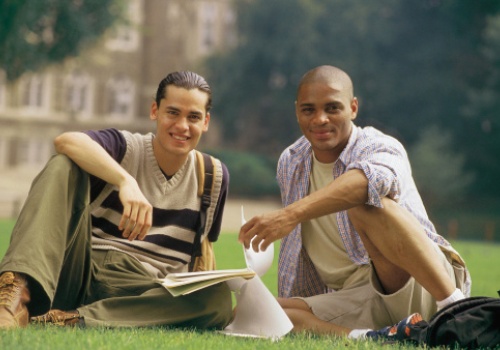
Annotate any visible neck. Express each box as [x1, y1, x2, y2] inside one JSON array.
[[152, 141, 188, 176]]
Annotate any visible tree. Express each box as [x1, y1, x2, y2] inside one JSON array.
[[205, 0, 323, 156], [458, 14, 500, 197], [205, 0, 496, 154], [0, 0, 125, 82], [205, 0, 500, 200], [409, 126, 473, 207]]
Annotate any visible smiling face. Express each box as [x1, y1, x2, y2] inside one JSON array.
[[296, 68, 358, 163], [150, 85, 210, 173]]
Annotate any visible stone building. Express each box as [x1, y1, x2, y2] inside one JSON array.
[[0, 0, 236, 217]]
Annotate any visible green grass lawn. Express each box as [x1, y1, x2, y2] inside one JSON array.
[[0, 220, 499, 349]]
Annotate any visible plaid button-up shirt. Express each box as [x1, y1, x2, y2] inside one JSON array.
[[277, 124, 451, 298]]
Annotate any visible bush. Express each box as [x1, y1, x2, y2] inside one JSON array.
[[206, 149, 280, 198]]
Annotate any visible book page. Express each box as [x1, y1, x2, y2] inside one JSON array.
[[160, 268, 256, 296]]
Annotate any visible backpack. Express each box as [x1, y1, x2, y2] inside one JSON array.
[[188, 151, 217, 272], [424, 294, 500, 349], [403, 292, 500, 349]]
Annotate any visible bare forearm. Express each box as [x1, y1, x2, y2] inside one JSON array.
[[239, 169, 369, 251], [54, 132, 132, 187], [285, 169, 369, 224]]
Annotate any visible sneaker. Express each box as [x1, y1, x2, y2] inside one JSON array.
[[366, 313, 428, 344]]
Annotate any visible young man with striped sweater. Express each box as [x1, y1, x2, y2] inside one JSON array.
[[0, 71, 232, 329]]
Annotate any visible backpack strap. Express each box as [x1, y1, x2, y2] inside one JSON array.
[[188, 150, 216, 271]]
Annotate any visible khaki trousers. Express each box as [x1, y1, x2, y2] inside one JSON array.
[[0, 154, 232, 329], [300, 241, 467, 329]]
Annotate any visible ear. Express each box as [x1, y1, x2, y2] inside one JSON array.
[[203, 113, 211, 132], [350, 97, 359, 120], [150, 101, 158, 121]]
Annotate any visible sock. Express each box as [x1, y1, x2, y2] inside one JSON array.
[[348, 329, 372, 339], [436, 288, 465, 310]]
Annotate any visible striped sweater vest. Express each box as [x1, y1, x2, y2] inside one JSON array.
[[88, 131, 223, 278]]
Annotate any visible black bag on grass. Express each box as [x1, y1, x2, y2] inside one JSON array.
[[401, 292, 500, 348], [424, 294, 500, 349]]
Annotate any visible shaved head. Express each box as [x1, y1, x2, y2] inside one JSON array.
[[297, 65, 354, 99]]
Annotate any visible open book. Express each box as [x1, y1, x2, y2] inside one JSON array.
[[159, 268, 256, 297], [158, 207, 293, 339]]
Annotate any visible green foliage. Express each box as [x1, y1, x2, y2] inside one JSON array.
[[205, 0, 320, 154], [457, 13, 500, 197], [0, 0, 125, 81], [409, 126, 474, 206], [205, 0, 500, 201], [207, 149, 280, 198]]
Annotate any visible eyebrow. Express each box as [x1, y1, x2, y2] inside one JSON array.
[[298, 101, 343, 108], [165, 106, 204, 116], [298, 102, 314, 108]]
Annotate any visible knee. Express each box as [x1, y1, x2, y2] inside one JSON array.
[[278, 297, 310, 311], [45, 154, 89, 189], [347, 197, 398, 230], [195, 283, 233, 329], [48, 153, 75, 169], [48, 154, 84, 177]]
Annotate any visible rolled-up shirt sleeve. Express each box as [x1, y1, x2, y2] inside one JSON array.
[[345, 133, 409, 208]]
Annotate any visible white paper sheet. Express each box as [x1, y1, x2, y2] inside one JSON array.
[[221, 207, 293, 340], [223, 276, 293, 340], [242, 206, 274, 277]]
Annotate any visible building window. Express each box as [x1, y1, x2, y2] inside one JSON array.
[[16, 137, 51, 167], [0, 70, 6, 111], [65, 71, 94, 119], [0, 136, 7, 169], [167, 2, 180, 19], [224, 8, 238, 48], [106, 76, 135, 121], [22, 75, 44, 108], [106, 0, 141, 52], [198, 2, 217, 55], [19, 73, 51, 115]]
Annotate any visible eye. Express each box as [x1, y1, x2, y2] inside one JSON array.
[[301, 107, 314, 115], [188, 114, 203, 122], [166, 109, 179, 118], [326, 104, 342, 113]]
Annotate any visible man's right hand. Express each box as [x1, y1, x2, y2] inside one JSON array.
[[238, 209, 297, 252], [118, 177, 153, 241]]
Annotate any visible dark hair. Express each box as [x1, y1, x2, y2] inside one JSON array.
[[155, 71, 212, 112]]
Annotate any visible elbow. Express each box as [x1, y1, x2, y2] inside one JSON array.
[[54, 132, 79, 155]]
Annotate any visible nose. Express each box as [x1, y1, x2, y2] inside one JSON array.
[[311, 111, 329, 125], [173, 116, 189, 131]]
